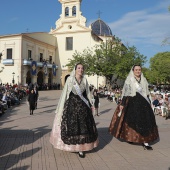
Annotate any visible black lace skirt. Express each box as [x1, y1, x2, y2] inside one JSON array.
[[61, 92, 98, 145], [124, 92, 157, 137]]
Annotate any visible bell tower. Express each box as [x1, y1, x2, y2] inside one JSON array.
[[51, 0, 87, 33], [59, 0, 82, 19]]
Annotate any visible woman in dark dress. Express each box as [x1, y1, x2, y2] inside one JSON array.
[[93, 89, 100, 116], [28, 89, 36, 115], [109, 65, 159, 150], [50, 63, 98, 158]]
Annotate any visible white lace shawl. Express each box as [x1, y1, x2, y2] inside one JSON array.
[[121, 67, 151, 103], [54, 67, 92, 125]]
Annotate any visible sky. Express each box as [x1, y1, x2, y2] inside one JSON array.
[[0, 0, 170, 67]]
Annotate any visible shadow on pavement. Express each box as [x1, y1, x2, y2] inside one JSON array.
[[38, 104, 56, 109], [0, 148, 40, 170], [0, 108, 19, 126], [0, 126, 51, 169], [95, 127, 114, 152], [99, 108, 112, 115]]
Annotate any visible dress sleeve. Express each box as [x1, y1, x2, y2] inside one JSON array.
[[122, 83, 132, 97]]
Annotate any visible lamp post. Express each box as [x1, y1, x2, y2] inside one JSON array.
[[12, 72, 15, 84], [17, 75, 19, 85], [30, 58, 33, 85]]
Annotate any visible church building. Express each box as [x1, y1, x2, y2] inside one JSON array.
[[0, 0, 114, 88]]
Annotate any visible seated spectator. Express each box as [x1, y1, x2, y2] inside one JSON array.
[[2, 92, 11, 108], [159, 95, 164, 106], [152, 96, 159, 107], [0, 101, 5, 114]]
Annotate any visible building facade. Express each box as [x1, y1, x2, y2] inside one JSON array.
[[0, 33, 58, 86], [0, 0, 115, 88]]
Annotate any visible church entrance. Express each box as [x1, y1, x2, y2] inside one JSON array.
[[37, 71, 44, 85], [26, 71, 31, 85]]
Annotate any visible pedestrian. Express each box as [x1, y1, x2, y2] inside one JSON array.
[[28, 89, 36, 115], [109, 64, 159, 150], [93, 89, 100, 116], [34, 86, 39, 109], [50, 63, 98, 158]]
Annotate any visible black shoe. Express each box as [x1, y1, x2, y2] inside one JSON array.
[[142, 144, 153, 150], [128, 141, 133, 144], [78, 152, 85, 158]]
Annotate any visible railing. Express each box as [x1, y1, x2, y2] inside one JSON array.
[[23, 59, 58, 69], [2, 59, 14, 65]]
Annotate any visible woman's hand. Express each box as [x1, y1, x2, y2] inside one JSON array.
[[119, 105, 124, 111], [118, 105, 124, 117]]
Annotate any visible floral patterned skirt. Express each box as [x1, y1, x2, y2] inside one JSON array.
[[109, 93, 159, 143], [50, 92, 99, 152]]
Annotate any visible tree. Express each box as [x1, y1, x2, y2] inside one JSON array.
[[142, 67, 153, 84], [66, 37, 147, 86], [149, 52, 170, 84]]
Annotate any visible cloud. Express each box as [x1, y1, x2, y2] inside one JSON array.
[[108, 1, 170, 47]]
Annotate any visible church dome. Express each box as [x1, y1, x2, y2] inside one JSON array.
[[91, 19, 112, 36]]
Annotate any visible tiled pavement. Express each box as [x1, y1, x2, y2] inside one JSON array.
[[0, 90, 170, 170]]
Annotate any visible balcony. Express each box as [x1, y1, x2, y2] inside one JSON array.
[[23, 59, 58, 69], [2, 59, 14, 65]]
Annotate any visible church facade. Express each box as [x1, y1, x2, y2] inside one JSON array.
[[0, 0, 114, 88]]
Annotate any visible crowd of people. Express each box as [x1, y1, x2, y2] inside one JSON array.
[[91, 82, 170, 120], [0, 83, 27, 114], [151, 91, 170, 119], [0, 82, 61, 115], [36, 83, 60, 91]]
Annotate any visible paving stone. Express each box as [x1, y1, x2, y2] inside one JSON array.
[[0, 90, 170, 170]]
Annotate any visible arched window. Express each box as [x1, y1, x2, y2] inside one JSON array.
[[72, 6, 76, 16], [65, 7, 69, 17]]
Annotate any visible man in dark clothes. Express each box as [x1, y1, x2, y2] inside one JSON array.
[[34, 86, 39, 109]]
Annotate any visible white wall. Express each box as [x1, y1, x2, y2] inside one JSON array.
[[0, 35, 22, 84]]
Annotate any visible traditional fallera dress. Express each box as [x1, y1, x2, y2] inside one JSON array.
[[50, 74, 98, 152], [109, 69, 159, 143]]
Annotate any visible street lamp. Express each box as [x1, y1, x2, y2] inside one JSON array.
[[17, 75, 19, 85], [12, 72, 15, 84]]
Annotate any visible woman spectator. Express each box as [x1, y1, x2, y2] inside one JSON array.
[[28, 89, 36, 115], [93, 89, 100, 116]]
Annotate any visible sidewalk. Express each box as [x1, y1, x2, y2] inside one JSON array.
[[0, 90, 170, 170]]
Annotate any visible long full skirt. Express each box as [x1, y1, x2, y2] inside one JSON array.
[[109, 92, 159, 143], [50, 93, 99, 152]]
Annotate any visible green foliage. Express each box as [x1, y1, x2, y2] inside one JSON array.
[[149, 52, 170, 84], [66, 37, 147, 84]]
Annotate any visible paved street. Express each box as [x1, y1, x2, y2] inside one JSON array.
[[0, 90, 170, 170]]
